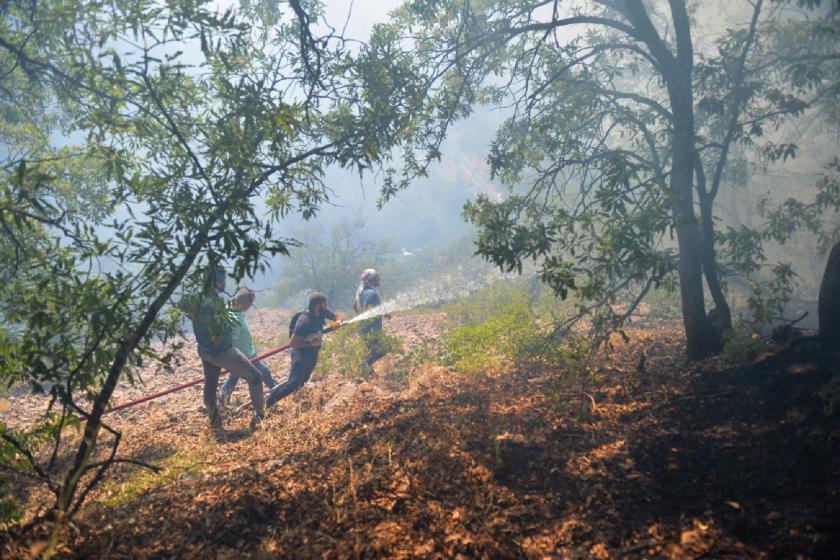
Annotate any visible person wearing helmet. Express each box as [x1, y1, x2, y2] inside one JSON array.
[[266, 291, 339, 407], [184, 267, 265, 431], [217, 287, 279, 407], [353, 268, 386, 365]]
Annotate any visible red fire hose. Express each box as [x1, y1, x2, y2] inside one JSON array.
[[108, 342, 291, 413]]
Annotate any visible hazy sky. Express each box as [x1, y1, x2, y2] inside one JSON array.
[[246, 0, 508, 290], [273, 0, 506, 251]]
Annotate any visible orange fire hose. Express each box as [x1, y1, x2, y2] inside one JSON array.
[[107, 343, 291, 413], [107, 319, 343, 414]]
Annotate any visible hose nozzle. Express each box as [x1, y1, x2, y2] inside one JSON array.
[[321, 319, 344, 334]]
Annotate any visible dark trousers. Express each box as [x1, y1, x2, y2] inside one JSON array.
[[366, 346, 386, 366], [199, 347, 265, 425], [220, 360, 277, 400], [265, 348, 320, 406], [267, 348, 319, 407]]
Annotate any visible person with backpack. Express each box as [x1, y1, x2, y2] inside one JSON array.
[[353, 268, 386, 365], [217, 287, 279, 407], [266, 292, 341, 407], [182, 267, 265, 431]]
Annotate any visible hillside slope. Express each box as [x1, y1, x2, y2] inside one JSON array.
[[3, 312, 839, 559]]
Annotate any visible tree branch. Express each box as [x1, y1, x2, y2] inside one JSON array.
[[705, 0, 763, 203]]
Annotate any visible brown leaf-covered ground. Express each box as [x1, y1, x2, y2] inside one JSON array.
[[2, 310, 839, 559]]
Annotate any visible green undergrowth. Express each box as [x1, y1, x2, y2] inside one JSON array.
[[1, 415, 85, 522], [320, 322, 402, 380], [717, 323, 770, 367], [643, 278, 682, 318], [98, 438, 212, 509], [0, 481, 19, 523], [440, 282, 592, 376], [322, 280, 601, 385]]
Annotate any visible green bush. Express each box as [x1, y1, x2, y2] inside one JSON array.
[[445, 281, 533, 326], [442, 302, 528, 373], [320, 323, 402, 380], [443, 295, 560, 374], [718, 324, 768, 366], [440, 280, 595, 375]]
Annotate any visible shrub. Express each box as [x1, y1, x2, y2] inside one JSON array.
[[440, 281, 597, 375], [442, 297, 544, 374], [445, 281, 533, 326], [320, 323, 402, 380], [718, 324, 768, 366]]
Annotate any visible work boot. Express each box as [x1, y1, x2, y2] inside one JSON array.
[[249, 413, 266, 431], [209, 411, 223, 435]]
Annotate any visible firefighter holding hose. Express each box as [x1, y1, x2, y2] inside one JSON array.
[[217, 287, 279, 408], [266, 292, 341, 408]]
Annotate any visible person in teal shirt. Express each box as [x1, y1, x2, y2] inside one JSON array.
[[218, 287, 278, 406]]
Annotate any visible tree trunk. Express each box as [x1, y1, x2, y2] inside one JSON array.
[[52, 224, 213, 536], [699, 197, 733, 333], [673, 128, 719, 360], [819, 240, 840, 351], [668, 72, 720, 360], [623, 0, 722, 360]]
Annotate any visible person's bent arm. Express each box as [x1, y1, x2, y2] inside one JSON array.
[[289, 333, 313, 348]]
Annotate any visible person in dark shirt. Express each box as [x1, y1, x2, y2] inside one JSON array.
[[266, 292, 340, 407], [187, 267, 265, 431], [353, 268, 386, 365]]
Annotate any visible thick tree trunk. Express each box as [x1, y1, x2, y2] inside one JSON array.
[[673, 130, 719, 360], [623, 0, 722, 360], [669, 76, 720, 360], [819, 240, 840, 351]]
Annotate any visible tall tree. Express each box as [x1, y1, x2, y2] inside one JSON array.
[[0, 0, 387, 540], [371, 0, 837, 360]]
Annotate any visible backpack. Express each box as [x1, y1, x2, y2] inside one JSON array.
[[288, 310, 307, 337]]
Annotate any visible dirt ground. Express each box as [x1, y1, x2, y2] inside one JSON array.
[[2, 310, 839, 559]]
